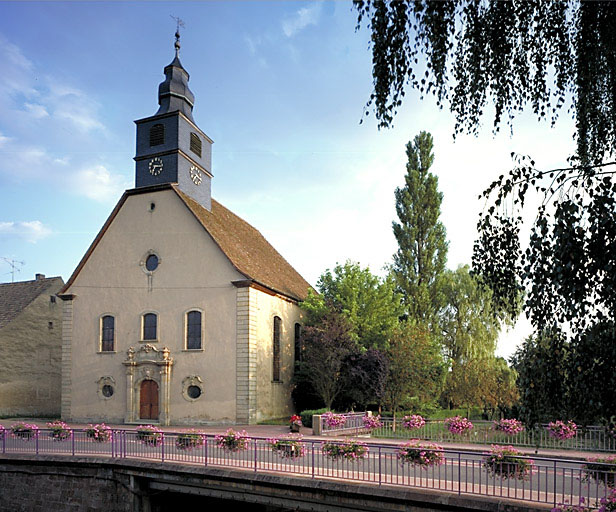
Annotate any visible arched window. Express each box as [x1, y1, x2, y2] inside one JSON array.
[[294, 323, 302, 363], [101, 315, 115, 352], [143, 313, 157, 341], [273, 316, 281, 382], [149, 124, 164, 146], [190, 132, 202, 157], [186, 310, 202, 350]]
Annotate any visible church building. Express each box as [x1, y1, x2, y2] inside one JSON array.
[[58, 34, 311, 425]]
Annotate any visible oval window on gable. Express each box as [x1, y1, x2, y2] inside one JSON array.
[[145, 254, 159, 272], [150, 124, 164, 146]]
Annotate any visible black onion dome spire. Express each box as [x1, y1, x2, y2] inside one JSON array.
[[156, 30, 195, 120]]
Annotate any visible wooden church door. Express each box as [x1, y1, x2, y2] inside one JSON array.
[[139, 380, 159, 420]]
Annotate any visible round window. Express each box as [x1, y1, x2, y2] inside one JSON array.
[[187, 385, 202, 399], [102, 385, 114, 398], [145, 254, 159, 272]]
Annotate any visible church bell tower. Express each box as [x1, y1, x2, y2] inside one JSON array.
[[134, 30, 213, 210]]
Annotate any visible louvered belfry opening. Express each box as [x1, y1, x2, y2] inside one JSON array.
[[150, 124, 165, 146], [190, 132, 202, 157]]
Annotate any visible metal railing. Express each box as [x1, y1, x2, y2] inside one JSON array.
[[316, 414, 616, 452], [1, 427, 615, 508], [371, 418, 616, 452]]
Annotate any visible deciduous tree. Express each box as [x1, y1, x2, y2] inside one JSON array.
[[300, 310, 357, 410], [302, 261, 402, 350], [384, 321, 445, 421]]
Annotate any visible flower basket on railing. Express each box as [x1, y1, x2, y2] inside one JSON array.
[[321, 440, 368, 462], [492, 418, 525, 436], [175, 430, 204, 451], [397, 440, 444, 468], [0, 424, 4, 441], [47, 421, 72, 441], [289, 415, 302, 433], [483, 445, 534, 480], [86, 423, 112, 443], [362, 414, 382, 431], [583, 455, 616, 488], [402, 415, 426, 431], [10, 422, 39, 440], [322, 412, 346, 429], [268, 434, 306, 459], [445, 416, 473, 435], [547, 420, 577, 441], [215, 429, 249, 452], [136, 425, 163, 447]]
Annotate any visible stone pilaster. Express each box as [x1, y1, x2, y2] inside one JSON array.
[[236, 286, 257, 424], [60, 297, 73, 420]]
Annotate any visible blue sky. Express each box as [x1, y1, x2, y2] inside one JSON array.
[[0, 1, 577, 357]]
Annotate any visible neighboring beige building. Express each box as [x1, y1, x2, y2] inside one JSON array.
[[0, 274, 64, 417], [58, 36, 311, 426]]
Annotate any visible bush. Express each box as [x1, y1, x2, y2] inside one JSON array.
[[215, 429, 249, 452], [136, 425, 164, 447], [547, 420, 577, 440], [321, 440, 368, 462], [483, 445, 534, 480], [300, 408, 327, 428], [397, 440, 444, 468], [86, 423, 112, 443], [267, 434, 306, 459], [10, 422, 38, 440], [175, 430, 204, 451], [583, 455, 616, 487], [47, 421, 72, 441], [493, 418, 525, 435]]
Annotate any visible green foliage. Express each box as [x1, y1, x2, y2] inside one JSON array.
[[300, 310, 357, 410], [439, 265, 499, 365], [353, 1, 615, 166], [299, 408, 328, 429], [392, 132, 448, 325], [567, 322, 616, 425], [384, 321, 445, 417], [510, 331, 569, 426], [302, 261, 402, 350]]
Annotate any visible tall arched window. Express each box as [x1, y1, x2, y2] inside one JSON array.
[[101, 315, 115, 352], [294, 323, 302, 363], [143, 313, 157, 341], [149, 124, 164, 146], [186, 310, 202, 350], [273, 316, 281, 382]]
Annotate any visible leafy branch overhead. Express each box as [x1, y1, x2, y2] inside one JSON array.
[[354, 0, 616, 166]]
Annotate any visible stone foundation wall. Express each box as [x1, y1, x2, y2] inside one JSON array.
[[0, 459, 134, 512]]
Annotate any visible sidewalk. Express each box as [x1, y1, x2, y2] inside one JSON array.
[[1, 417, 608, 462]]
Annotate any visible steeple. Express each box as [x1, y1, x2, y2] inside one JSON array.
[[156, 30, 195, 121], [133, 28, 213, 210]]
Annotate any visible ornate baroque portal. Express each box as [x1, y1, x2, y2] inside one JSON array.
[[123, 344, 173, 425]]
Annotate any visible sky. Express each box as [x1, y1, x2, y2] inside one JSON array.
[[0, 1, 577, 358]]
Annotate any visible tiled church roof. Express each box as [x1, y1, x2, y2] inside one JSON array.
[[176, 188, 312, 302], [0, 277, 63, 329], [60, 184, 312, 302]]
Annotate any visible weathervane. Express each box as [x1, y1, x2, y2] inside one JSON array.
[[170, 15, 185, 56]]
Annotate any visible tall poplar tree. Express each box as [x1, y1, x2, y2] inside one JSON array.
[[392, 131, 448, 325]]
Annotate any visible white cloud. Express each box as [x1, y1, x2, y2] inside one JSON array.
[[0, 35, 105, 134], [72, 164, 129, 203], [282, 3, 322, 38], [0, 220, 52, 243], [24, 102, 49, 119], [47, 83, 105, 132]]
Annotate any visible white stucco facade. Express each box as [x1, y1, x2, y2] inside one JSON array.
[[60, 188, 304, 425]]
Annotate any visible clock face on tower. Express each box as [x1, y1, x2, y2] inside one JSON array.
[[148, 157, 164, 176], [189, 165, 203, 185]]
